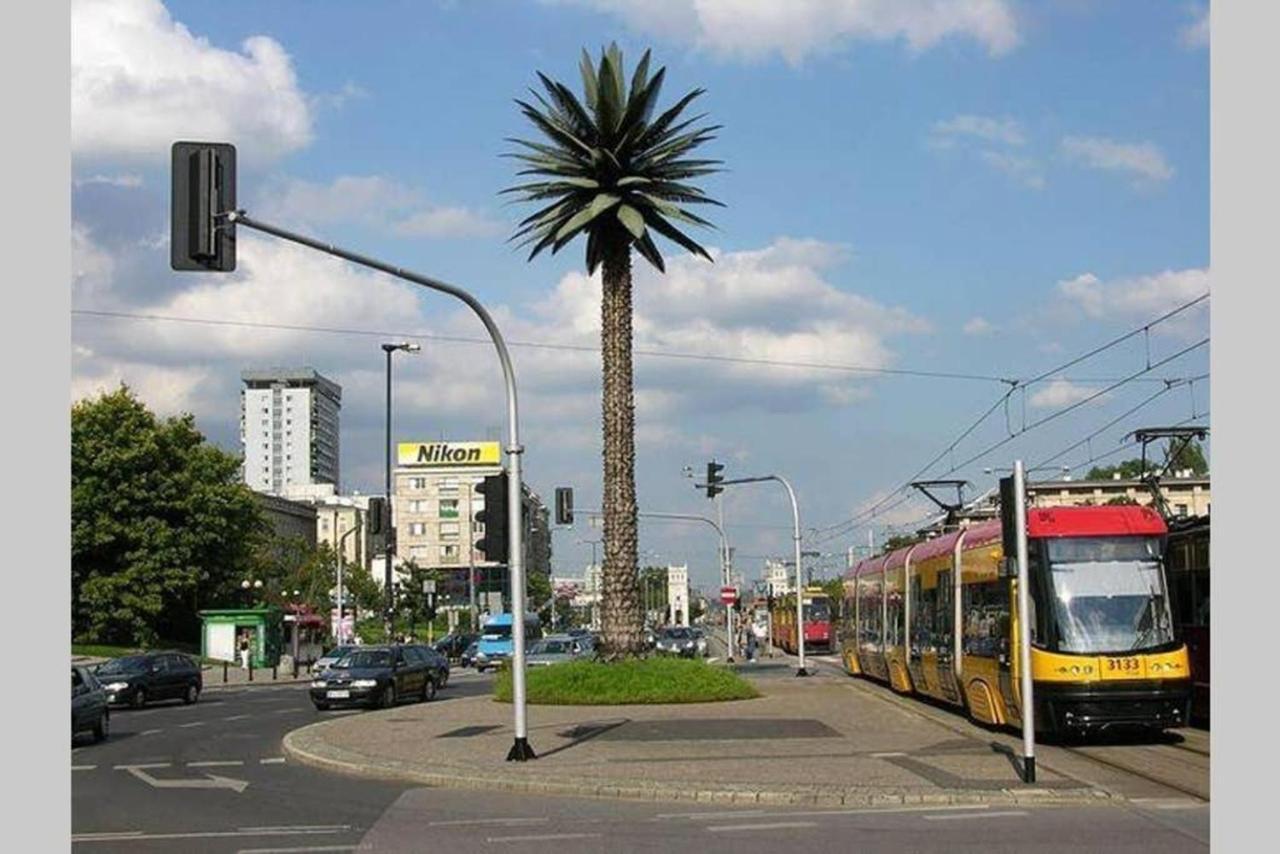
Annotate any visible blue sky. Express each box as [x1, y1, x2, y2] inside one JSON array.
[[70, 0, 1210, 589]]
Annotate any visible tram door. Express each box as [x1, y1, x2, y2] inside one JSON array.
[[935, 568, 960, 703], [997, 577, 1019, 721]]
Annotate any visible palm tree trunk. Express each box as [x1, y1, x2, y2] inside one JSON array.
[[598, 238, 644, 659]]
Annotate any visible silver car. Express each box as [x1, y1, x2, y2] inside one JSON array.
[[311, 645, 358, 675], [526, 635, 594, 667]]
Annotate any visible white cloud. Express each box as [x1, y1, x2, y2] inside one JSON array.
[[963, 316, 996, 336], [932, 114, 1025, 146], [1060, 135, 1174, 183], [73, 173, 144, 189], [72, 223, 115, 304], [1180, 5, 1209, 49], [255, 175, 503, 239], [1057, 268, 1209, 333], [554, 0, 1020, 64], [1028, 378, 1103, 409], [978, 149, 1045, 189], [72, 0, 312, 160]]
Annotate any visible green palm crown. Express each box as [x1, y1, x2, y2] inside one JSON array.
[[504, 43, 723, 273]]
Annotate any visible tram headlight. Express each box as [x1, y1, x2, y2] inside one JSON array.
[[1070, 666, 1080, 675]]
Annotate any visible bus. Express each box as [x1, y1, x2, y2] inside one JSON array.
[[473, 612, 543, 673]]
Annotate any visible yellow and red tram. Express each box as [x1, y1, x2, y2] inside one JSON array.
[[771, 587, 834, 654], [840, 505, 1191, 736]]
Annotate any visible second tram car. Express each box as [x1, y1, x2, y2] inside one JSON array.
[[839, 505, 1191, 736], [772, 587, 833, 654]]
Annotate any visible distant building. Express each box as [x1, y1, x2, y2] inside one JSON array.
[[667, 564, 689, 627], [764, 559, 791, 597], [240, 368, 341, 496], [252, 492, 317, 549], [1026, 471, 1210, 519]]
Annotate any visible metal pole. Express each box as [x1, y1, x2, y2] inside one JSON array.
[[778, 477, 808, 677], [224, 211, 534, 761], [468, 541, 477, 633], [338, 525, 358, 646], [1013, 459, 1036, 783], [384, 347, 394, 638], [717, 495, 734, 662]]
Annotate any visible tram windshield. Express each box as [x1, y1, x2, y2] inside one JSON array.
[[1043, 536, 1174, 654], [804, 600, 831, 622]]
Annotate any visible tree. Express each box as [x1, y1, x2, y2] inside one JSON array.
[[72, 386, 264, 645], [1088, 438, 1209, 481], [505, 44, 722, 658], [881, 533, 926, 555], [1168, 438, 1209, 475]]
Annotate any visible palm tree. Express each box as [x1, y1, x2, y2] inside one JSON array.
[[504, 44, 722, 658]]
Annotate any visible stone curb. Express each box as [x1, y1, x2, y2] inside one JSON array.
[[282, 719, 1117, 809]]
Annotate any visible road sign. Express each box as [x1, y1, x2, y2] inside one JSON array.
[[720, 586, 738, 605]]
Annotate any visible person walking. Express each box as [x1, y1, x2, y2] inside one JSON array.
[[238, 632, 251, 670], [745, 624, 758, 662]]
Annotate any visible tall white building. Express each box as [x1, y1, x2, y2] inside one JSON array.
[[240, 368, 342, 496]]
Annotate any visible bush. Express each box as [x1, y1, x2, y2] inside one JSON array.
[[493, 657, 759, 705]]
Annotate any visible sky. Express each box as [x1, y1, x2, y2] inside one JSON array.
[[70, 0, 1210, 592]]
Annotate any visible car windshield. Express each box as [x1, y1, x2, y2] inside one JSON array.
[[663, 628, 691, 640], [1044, 536, 1175, 654], [341, 650, 392, 669], [482, 625, 512, 639], [97, 656, 150, 675], [533, 640, 570, 655]]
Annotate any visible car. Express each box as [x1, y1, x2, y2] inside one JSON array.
[[653, 627, 706, 658], [411, 643, 451, 688], [72, 665, 109, 743], [474, 613, 543, 673], [525, 634, 594, 667], [433, 633, 477, 660], [310, 644, 439, 710], [460, 640, 479, 669], [95, 651, 202, 708], [312, 645, 358, 675]]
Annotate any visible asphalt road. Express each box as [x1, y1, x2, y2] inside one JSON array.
[[72, 664, 1209, 853]]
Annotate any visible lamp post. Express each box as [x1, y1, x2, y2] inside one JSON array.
[[382, 341, 420, 638]]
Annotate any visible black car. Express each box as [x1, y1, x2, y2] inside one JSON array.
[[433, 633, 477, 660], [96, 651, 202, 708], [72, 665, 109, 743], [310, 644, 444, 710], [460, 640, 478, 669]]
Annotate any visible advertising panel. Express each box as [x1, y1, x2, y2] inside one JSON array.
[[397, 441, 501, 467]]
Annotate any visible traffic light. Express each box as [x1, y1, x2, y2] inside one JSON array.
[[706, 461, 725, 499], [366, 496, 387, 534], [475, 473, 510, 564], [555, 487, 574, 525], [170, 141, 237, 271]]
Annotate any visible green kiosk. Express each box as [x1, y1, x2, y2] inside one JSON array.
[[198, 608, 283, 668]]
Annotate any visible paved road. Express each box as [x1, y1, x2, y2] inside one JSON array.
[[72, 662, 1208, 852]]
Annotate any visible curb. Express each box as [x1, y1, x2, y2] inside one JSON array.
[[281, 719, 1117, 809]]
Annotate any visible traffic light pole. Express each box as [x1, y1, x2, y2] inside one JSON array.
[[221, 211, 536, 761], [697, 473, 808, 676]]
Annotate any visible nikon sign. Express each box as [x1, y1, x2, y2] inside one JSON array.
[[398, 441, 501, 467]]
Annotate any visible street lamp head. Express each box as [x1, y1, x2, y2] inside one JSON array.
[[383, 341, 420, 354], [241, 580, 251, 590], [254, 579, 263, 589]]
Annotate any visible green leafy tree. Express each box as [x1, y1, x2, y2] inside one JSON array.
[[1169, 438, 1209, 475], [1088, 438, 1208, 481], [506, 44, 722, 657], [881, 533, 926, 555], [72, 386, 264, 645]]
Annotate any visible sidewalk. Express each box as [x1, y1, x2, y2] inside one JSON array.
[[284, 669, 1117, 808], [202, 661, 311, 688]]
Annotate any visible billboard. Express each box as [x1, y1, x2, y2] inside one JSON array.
[[397, 441, 501, 467]]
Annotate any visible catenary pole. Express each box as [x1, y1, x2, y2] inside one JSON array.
[[223, 211, 536, 762], [1013, 459, 1036, 782]]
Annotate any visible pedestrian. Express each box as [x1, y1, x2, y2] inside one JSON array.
[[238, 633, 251, 670], [746, 626, 758, 662]]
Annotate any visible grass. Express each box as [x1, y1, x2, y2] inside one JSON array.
[[72, 643, 142, 659], [493, 657, 759, 705]]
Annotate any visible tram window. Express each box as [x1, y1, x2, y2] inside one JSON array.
[[911, 582, 934, 656], [886, 591, 903, 648], [962, 580, 1010, 658], [935, 569, 953, 654]]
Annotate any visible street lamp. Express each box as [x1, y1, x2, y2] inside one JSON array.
[[382, 341, 421, 637]]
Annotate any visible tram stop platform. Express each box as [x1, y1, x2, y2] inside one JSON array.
[[283, 661, 1207, 807]]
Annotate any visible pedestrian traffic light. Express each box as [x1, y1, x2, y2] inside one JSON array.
[[706, 461, 725, 499], [555, 487, 574, 525], [475, 473, 510, 564], [170, 141, 237, 271]]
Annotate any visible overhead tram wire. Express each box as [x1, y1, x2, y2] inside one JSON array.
[[69, 308, 1007, 384], [806, 293, 1210, 545]]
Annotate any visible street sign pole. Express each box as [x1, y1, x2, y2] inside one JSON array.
[[1013, 459, 1036, 783]]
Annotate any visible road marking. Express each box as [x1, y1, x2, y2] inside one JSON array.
[[126, 766, 249, 793], [188, 760, 245, 768], [655, 810, 764, 820], [486, 832, 602, 843], [114, 763, 171, 770], [431, 818, 550, 827], [260, 757, 287, 765], [923, 810, 1027, 821], [72, 765, 97, 772], [239, 826, 352, 833], [235, 847, 356, 854], [871, 752, 908, 758], [73, 828, 344, 843], [707, 821, 818, 833], [224, 714, 253, 721], [1131, 798, 1206, 811], [179, 721, 206, 728], [140, 729, 163, 736], [274, 708, 303, 714], [660, 804, 990, 821]]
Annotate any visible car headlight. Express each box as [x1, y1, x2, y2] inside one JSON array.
[[104, 682, 129, 692], [352, 679, 378, 688], [310, 680, 327, 688]]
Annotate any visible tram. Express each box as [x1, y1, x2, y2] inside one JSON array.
[[1165, 515, 1209, 723], [839, 505, 1191, 736], [771, 587, 834, 654]]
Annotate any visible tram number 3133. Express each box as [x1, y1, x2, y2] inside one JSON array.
[[1106, 657, 1141, 673]]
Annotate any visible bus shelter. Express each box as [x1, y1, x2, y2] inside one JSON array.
[[198, 608, 283, 668]]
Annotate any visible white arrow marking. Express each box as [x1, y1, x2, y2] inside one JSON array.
[[125, 766, 249, 792]]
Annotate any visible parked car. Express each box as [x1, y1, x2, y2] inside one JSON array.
[[72, 665, 109, 743], [653, 627, 705, 658], [96, 651, 202, 708], [460, 640, 478, 669], [433, 633, 477, 660], [525, 634, 592, 667], [310, 644, 439, 710], [311, 645, 358, 675]]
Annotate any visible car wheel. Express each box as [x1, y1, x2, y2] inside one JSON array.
[[438, 671, 449, 688], [183, 684, 200, 705], [380, 684, 396, 709], [93, 710, 109, 743], [313, 701, 330, 711], [422, 677, 437, 702], [131, 688, 147, 709]]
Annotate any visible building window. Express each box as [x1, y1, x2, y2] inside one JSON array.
[[439, 499, 459, 518], [409, 477, 428, 490], [409, 522, 426, 536], [440, 478, 459, 493], [1176, 504, 1189, 517], [440, 522, 460, 539], [440, 544, 459, 562]]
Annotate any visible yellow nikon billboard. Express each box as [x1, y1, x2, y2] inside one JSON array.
[[397, 441, 501, 467]]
